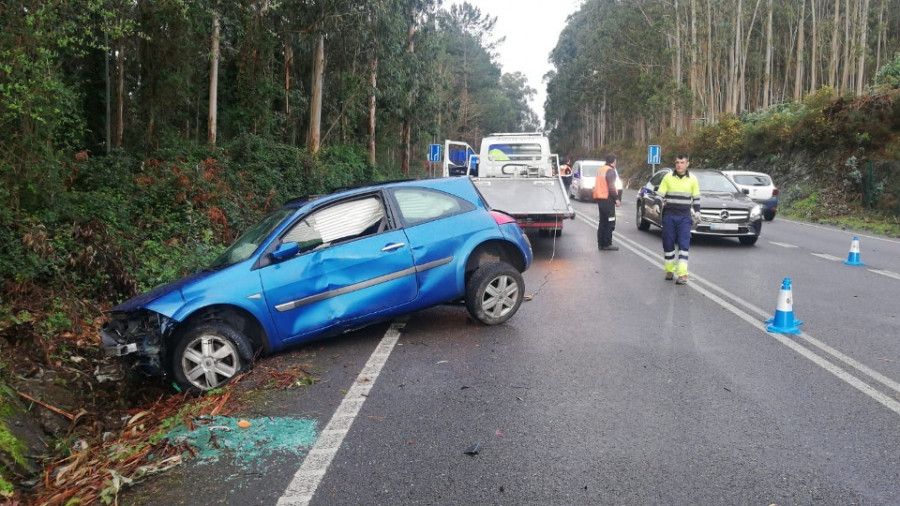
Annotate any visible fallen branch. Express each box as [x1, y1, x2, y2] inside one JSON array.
[[17, 390, 76, 421]]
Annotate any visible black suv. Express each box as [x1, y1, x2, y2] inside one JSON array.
[[636, 169, 763, 245]]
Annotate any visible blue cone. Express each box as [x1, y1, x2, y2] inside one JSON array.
[[844, 236, 864, 266], [766, 277, 803, 334]]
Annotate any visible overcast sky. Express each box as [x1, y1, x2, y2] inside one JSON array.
[[448, 0, 584, 126]]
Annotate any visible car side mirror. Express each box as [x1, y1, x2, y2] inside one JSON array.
[[271, 241, 301, 260], [574, 172, 581, 178]]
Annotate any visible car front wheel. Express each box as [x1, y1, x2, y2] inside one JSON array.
[[172, 322, 254, 392], [636, 203, 651, 231], [465, 262, 524, 326]]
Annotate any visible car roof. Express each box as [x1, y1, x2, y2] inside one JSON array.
[[721, 170, 770, 176], [282, 177, 476, 210]]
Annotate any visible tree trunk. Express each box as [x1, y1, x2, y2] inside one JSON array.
[[728, 0, 741, 114], [829, 0, 840, 89], [738, 0, 762, 113], [856, 0, 870, 94], [308, 33, 325, 153], [810, 0, 818, 92], [794, 0, 805, 101], [672, 0, 682, 133], [690, 0, 700, 123], [841, 0, 851, 91], [763, 0, 773, 108], [367, 57, 377, 165], [207, 14, 220, 147], [115, 40, 124, 148], [401, 121, 411, 176]]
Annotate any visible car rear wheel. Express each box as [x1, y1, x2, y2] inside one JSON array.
[[172, 322, 253, 392], [465, 262, 524, 326], [764, 210, 776, 221], [636, 203, 651, 231]]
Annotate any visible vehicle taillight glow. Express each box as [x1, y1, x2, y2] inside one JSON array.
[[489, 210, 517, 225], [773, 188, 779, 196]]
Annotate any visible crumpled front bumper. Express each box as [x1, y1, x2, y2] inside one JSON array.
[[101, 310, 174, 376]]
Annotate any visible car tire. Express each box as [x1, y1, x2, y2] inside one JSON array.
[[739, 235, 759, 245], [636, 203, 651, 231], [465, 262, 524, 326], [764, 211, 775, 221], [172, 322, 254, 392]]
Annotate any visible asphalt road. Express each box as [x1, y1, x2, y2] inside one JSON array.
[[122, 191, 900, 505]]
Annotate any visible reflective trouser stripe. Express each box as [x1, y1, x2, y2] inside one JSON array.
[[678, 251, 689, 276]]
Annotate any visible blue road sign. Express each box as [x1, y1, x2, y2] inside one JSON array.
[[647, 145, 661, 165], [428, 144, 442, 162]]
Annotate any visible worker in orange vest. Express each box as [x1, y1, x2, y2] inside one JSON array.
[[593, 153, 622, 251]]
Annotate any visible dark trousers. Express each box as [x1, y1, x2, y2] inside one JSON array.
[[662, 211, 692, 252], [596, 198, 617, 247]]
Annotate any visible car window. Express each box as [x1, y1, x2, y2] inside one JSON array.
[[208, 206, 296, 268], [697, 172, 739, 192], [579, 163, 604, 177], [649, 171, 667, 187], [732, 174, 771, 186], [393, 187, 471, 225], [487, 143, 543, 161], [283, 196, 386, 250]]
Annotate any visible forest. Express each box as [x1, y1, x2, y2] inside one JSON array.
[[546, 0, 900, 154], [1, 0, 899, 501]]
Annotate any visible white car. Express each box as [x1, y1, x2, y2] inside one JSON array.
[[570, 160, 622, 201], [722, 170, 778, 221]]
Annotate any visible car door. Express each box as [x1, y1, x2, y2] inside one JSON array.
[[387, 186, 479, 303], [258, 192, 417, 342], [643, 170, 668, 224]]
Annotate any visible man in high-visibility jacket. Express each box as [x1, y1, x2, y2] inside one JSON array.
[[593, 153, 622, 250], [656, 154, 701, 284]]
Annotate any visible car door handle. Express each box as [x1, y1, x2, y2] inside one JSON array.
[[381, 242, 406, 252]]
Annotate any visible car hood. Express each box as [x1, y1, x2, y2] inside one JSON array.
[[110, 269, 215, 312], [700, 191, 754, 206]]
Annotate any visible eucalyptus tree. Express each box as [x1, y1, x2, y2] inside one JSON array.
[[434, 2, 504, 145], [546, 0, 900, 150]]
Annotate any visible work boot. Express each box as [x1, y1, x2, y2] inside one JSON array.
[[665, 272, 674, 281], [675, 275, 688, 285]]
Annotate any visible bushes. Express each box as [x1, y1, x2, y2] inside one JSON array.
[[0, 136, 377, 342]]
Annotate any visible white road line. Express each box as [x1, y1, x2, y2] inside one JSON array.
[[278, 319, 406, 506], [811, 253, 845, 262], [778, 218, 900, 245], [576, 210, 900, 413], [769, 241, 798, 248], [870, 269, 900, 281]]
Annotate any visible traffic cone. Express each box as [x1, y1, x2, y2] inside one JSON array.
[[844, 236, 865, 266], [765, 277, 803, 334]]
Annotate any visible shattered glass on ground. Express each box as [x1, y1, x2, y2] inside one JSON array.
[[163, 415, 318, 466]]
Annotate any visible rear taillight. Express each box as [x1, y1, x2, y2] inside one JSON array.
[[772, 188, 779, 196], [490, 210, 517, 225]]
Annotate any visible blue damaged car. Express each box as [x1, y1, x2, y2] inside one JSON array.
[[102, 177, 533, 392]]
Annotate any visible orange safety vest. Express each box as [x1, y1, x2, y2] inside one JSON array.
[[561, 163, 572, 176], [593, 164, 615, 200]]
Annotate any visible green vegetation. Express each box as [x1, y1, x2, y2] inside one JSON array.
[[0, 394, 28, 496]]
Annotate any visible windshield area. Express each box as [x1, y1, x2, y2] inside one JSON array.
[[208, 207, 296, 269], [696, 172, 739, 193], [579, 163, 604, 177]]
